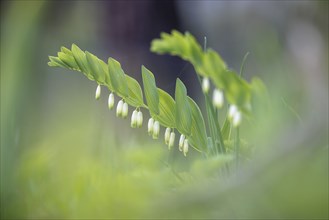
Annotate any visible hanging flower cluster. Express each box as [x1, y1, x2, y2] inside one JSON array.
[[48, 30, 263, 158]]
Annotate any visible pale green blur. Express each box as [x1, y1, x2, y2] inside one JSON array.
[[1, 1, 328, 219]]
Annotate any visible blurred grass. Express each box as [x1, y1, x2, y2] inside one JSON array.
[[1, 1, 328, 219]]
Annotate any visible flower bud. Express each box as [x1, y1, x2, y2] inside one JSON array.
[[148, 118, 154, 135], [122, 102, 128, 119], [95, 84, 101, 100], [131, 110, 138, 128], [152, 121, 160, 139], [137, 111, 143, 128], [228, 105, 238, 120], [108, 93, 115, 110], [183, 139, 189, 157], [179, 134, 185, 151], [212, 89, 224, 109], [202, 77, 210, 93], [116, 100, 123, 117], [164, 127, 171, 145], [232, 111, 242, 127], [168, 132, 175, 149]]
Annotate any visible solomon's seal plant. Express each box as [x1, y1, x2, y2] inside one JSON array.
[[48, 30, 266, 162]]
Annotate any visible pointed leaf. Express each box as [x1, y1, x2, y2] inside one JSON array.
[[108, 57, 128, 97], [57, 52, 79, 70], [142, 66, 159, 115], [86, 51, 106, 84], [98, 59, 113, 90], [221, 117, 231, 141], [61, 46, 73, 55], [48, 56, 70, 69], [154, 88, 175, 128], [71, 44, 94, 80], [187, 97, 207, 152], [125, 75, 145, 108], [175, 79, 192, 135]]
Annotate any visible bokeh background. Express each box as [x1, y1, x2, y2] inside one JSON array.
[[1, 0, 328, 219]]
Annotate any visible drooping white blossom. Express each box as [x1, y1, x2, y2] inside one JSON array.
[[232, 111, 242, 127], [122, 102, 128, 119], [152, 121, 160, 139], [108, 93, 115, 110], [131, 110, 138, 128], [116, 100, 123, 117], [148, 118, 154, 135], [183, 139, 189, 156], [179, 134, 185, 152], [95, 84, 101, 100], [228, 105, 238, 120], [168, 132, 175, 149], [137, 111, 143, 128], [202, 77, 210, 93], [212, 89, 224, 109], [164, 127, 171, 145]]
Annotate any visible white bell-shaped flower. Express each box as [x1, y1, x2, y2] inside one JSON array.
[[179, 134, 185, 151], [164, 128, 171, 145], [202, 77, 210, 93], [183, 139, 189, 156], [228, 105, 238, 120], [122, 102, 128, 119], [108, 93, 115, 110], [95, 84, 101, 100], [116, 100, 123, 117], [212, 89, 224, 109], [168, 132, 175, 149], [137, 111, 143, 128], [152, 121, 160, 139], [232, 111, 242, 127], [131, 110, 138, 128], [148, 118, 154, 135]]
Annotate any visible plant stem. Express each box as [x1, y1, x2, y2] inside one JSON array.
[[235, 127, 240, 171], [239, 52, 250, 78]]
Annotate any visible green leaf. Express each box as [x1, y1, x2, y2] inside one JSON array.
[[125, 75, 145, 108], [221, 117, 231, 141], [86, 51, 106, 84], [205, 51, 251, 112], [155, 88, 175, 128], [151, 30, 205, 76], [57, 52, 79, 70], [175, 79, 192, 135], [187, 97, 207, 152], [48, 56, 70, 69], [71, 44, 94, 80], [98, 59, 113, 90], [151, 31, 253, 114], [250, 77, 270, 116], [222, 70, 251, 112], [141, 66, 159, 115], [61, 46, 73, 55], [202, 49, 226, 79], [108, 57, 128, 97]]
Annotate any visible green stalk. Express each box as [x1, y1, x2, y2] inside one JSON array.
[[234, 127, 240, 170], [235, 51, 249, 169]]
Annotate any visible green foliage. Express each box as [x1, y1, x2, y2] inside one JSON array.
[[141, 66, 159, 114], [151, 30, 253, 113], [48, 30, 267, 156], [175, 79, 192, 136]]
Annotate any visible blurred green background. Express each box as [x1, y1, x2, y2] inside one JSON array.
[[1, 1, 328, 219]]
